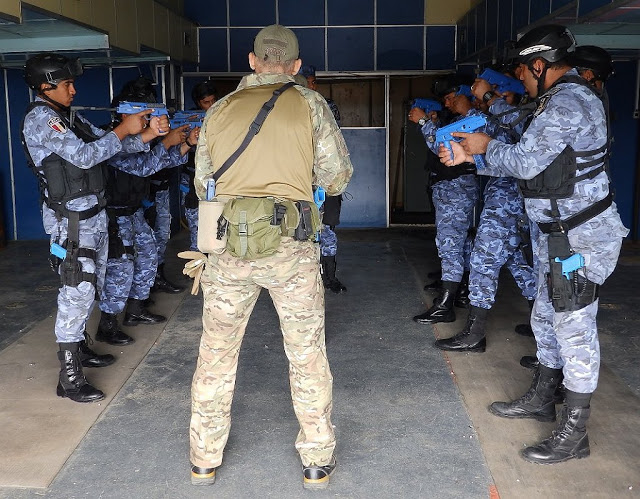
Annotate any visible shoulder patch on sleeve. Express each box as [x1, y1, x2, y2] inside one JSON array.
[[533, 87, 561, 117], [47, 116, 68, 134]]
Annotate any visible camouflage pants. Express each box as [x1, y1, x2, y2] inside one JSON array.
[[469, 177, 536, 309], [432, 174, 480, 282], [153, 189, 171, 265], [190, 237, 335, 468], [531, 209, 624, 393], [320, 226, 338, 257], [99, 209, 158, 314], [180, 183, 199, 252], [43, 207, 108, 343]]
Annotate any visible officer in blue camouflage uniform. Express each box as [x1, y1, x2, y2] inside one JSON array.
[[300, 65, 347, 293], [408, 78, 480, 324], [146, 169, 185, 293], [433, 74, 537, 352], [442, 26, 628, 464], [179, 81, 217, 251], [189, 25, 353, 489], [21, 53, 168, 403], [97, 81, 194, 345]]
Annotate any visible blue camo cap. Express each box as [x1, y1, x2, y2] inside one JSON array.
[[300, 65, 316, 78]]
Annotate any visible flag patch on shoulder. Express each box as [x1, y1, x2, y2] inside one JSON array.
[[47, 117, 67, 133]]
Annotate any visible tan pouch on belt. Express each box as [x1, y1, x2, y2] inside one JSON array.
[[197, 198, 229, 254]]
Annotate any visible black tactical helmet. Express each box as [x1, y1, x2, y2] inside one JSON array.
[[24, 53, 83, 91], [570, 45, 614, 81], [515, 24, 575, 64]]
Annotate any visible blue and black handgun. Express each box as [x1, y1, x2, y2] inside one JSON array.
[[435, 114, 487, 160], [116, 101, 169, 117], [478, 68, 525, 95], [170, 110, 206, 130], [411, 99, 442, 113]]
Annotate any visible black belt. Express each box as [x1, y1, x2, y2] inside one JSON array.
[[537, 193, 613, 234]]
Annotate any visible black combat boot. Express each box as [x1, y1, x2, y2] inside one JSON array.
[[56, 342, 105, 403], [96, 312, 135, 345], [489, 365, 563, 422], [152, 263, 184, 294], [123, 298, 166, 326], [79, 331, 116, 368], [434, 305, 487, 352], [521, 391, 591, 464], [321, 255, 347, 293], [514, 299, 535, 337], [413, 281, 458, 324], [454, 271, 470, 308]]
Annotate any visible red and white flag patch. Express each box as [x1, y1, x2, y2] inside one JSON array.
[[47, 117, 67, 133]]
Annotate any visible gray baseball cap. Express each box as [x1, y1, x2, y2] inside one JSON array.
[[253, 24, 299, 62]]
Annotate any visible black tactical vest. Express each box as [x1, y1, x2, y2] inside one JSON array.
[[105, 167, 150, 214], [517, 75, 609, 200], [21, 102, 106, 218]]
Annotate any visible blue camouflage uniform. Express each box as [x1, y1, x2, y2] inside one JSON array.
[[180, 153, 199, 251], [99, 142, 180, 315], [421, 111, 481, 282], [479, 70, 629, 393], [22, 97, 149, 344], [466, 100, 537, 310]]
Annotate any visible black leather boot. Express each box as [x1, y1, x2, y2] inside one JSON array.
[[413, 281, 458, 324], [521, 391, 591, 464], [79, 331, 116, 368], [423, 278, 443, 292], [434, 305, 487, 352], [96, 312, 135, 345], [152, 263, 184, 294], [321, 255, 347, 293], [123, 298, 166, 326], [489, 365, 563, 422], [520, 355, 539, 370], [454, 271, 470, 308], [514, 299, 535, 337], [56, 342, 105, 403]]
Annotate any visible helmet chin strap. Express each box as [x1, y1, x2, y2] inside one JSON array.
[[39, 86, 71, 114], [528, 60, 549, 97]]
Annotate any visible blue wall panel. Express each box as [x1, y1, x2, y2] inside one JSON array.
[[0, 71, 14, 240], [377, 27, 423, 71], [476, 2, 486, 51], [467, 10, 476, 55], [427, 26, 455, 70], [184, 0, 227, 26], [512, 0, 529, 32], [530, 0, 551, 22], [229, 0, 275, 27], [328, 28, 374, 71], [327, 0, 374, 25], [279, 0, 325, 26], [578, 0, 612, 17], [199, 29, 228, 72], [230, 28, 260, 72], [486, 0, 498, 46], [552, 0, 574, 10], [377, 0, 424, 25], [7, 70, 45, 239], [607, 61, 637, 235], [292, 28, 325, 69], [497, 0, 513, 48], [339, 128, 386, 228]]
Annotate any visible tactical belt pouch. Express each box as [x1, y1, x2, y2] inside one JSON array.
[[222, 198, 282, 259], [546, 229, 598, 312], [293, 201, 321, 242], [197, 198, 229, 254]]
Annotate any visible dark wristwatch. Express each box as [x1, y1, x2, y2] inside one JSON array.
[[482, 91, 496, 103]]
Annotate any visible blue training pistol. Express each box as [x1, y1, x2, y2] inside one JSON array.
[[554, 253, 585, 280], [478, 68, 525, 95], [170, 110, 206, 130], [116, 101, 169, 117], [435, 114, 487, 159], [313, 186, 326, 209], [411, 98, 442, 113]]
